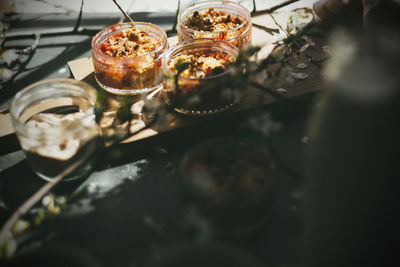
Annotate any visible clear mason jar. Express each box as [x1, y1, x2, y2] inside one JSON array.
[[162, 38, 240, 116], [10, 79, 99, 181], [177, 0, 252, 49], [92, 22, 168, 95]]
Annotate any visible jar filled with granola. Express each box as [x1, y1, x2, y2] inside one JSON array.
[[92, 22, 168, 95], [162, 38, 240, 115], [177, 0, 252, 49], [10, 79, 99, 181]]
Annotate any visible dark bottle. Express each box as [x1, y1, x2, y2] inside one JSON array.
[[303, 30, 400, 267]]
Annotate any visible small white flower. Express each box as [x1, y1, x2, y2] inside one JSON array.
[[0, 49, 19, 65], [87, 182, 99, 193], [42, 195, 51, 206], [273, 30, 288, 44], [291, 72, 308, 80], [58, 68, 67, 74], [276, 88, 287, 94], [297, 63, 308, 69], [0, 67, 13, 81], [248, 113, 281, 137]]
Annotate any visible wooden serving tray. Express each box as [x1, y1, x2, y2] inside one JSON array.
[[0, 9, 328, 156]]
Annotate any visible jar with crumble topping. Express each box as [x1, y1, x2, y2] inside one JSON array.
[[92, 22, 168, 95], [177, 0, 252, 49], [162, 38, 240, 116]]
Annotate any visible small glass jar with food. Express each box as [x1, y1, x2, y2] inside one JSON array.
[[10, 79, 99, 181], [92, 22, 168, 95], [177, 0, 252, 49], [179, 137, 275, 236], [162, 38, 240, 115]]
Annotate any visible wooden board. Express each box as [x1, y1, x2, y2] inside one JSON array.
[[0, 9, 328, 156]]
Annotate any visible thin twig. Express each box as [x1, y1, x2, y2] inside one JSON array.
[[168, 0, 181, 34], [250, 81, 289, 101], [253, 23, 279, 35], [112, 0, 135, 25], [269, 12, 322, 69], [4, 28, 100, 41], [252, 0, 257, 13], [32, 0, 73, 13], [16, 34, 40, 55], [1, 20, 8, 46], [1, 42, 47, 91], [251, 0, 299, 17], [73, 0, 84, 32], [0, 149, 91, 246]]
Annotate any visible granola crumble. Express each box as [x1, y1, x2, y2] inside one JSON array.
[[184, 8, 243, 32], [168, 51, 233, 79], [100, 27, 161, 58]]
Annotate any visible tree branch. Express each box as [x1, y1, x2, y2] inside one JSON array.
[[252, 0, 257, 13], [4, 28, 100, 41], [251, 0, 299, 17], [73, 0, 84, 32], [16, 33, 40, 55], [170, 0, 181, 34], [253, 23, 279, 35], [112, 0, 135, 25], [0, 147, 92, 246]]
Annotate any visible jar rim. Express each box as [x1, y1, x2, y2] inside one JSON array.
[[91, 22, 168, 64], [162, 38, 239, 82], [177, 0, 251, 41], [10, 78, 97, 139]]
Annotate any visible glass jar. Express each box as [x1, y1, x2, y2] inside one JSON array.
[[177, 0, 252, 49], [92, 22, 168, 95], [162, 38, 240, 116], [10, 79, 99, 181], [179, 137, 275, 236]]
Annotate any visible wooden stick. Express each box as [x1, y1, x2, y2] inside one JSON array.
[[112, 0, 135, 25], [251, 0, 299, 17]]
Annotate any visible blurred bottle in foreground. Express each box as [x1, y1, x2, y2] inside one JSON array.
[[303, 1, 400, 267]]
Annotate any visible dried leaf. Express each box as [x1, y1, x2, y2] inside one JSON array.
[[299, 43, 310, 53]]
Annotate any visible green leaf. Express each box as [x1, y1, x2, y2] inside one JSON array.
[[116, 95, 134, 122], [95, 89, 109, 123], [174, 59, 190, 74], [245, 46, 261, 57], [12, 219, 30, 235], [33, 208, 45, 226]]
